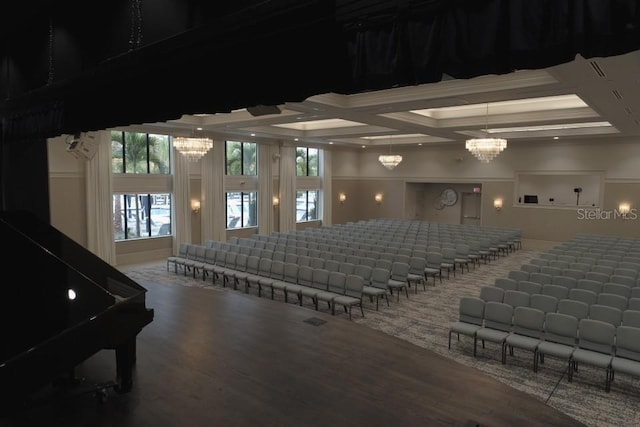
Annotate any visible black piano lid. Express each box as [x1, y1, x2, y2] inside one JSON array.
[[0, 210, 153, 413]]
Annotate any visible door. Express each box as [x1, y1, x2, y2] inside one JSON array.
[[461, 192, 481, 225]]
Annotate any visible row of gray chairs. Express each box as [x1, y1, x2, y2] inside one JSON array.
[[450, 298, 640, 392], [478, 285, 640, 328], [496, 276, 640, 302]]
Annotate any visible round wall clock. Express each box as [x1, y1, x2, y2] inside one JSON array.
[[441, 188, 458, 206]]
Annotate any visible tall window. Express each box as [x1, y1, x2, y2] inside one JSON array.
[[112, 131, 171, 174], [226, 192, 257, 229], [226, 141, 257, 175], [112, 131, 172, 241], [296, 147, 318, 176], [296, 190, 319, 222], [113, 193, 172, 240]]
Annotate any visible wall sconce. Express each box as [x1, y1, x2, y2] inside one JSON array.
[[619, 203, 631, 217], [374, 193, 383, 204], [272, 196, 280, 207], [191, 199, 201, 214], [493, 198, 503, 211], [339, 193, 346, 204]]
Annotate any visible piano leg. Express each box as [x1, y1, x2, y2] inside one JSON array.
[[114, 337, 136, 393]]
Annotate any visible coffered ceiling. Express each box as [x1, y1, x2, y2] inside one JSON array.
[[127, 49, 640, 149]]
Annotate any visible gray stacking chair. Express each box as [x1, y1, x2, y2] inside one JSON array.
[[474, 302, 514, 361], [616, 266, 640, 278], [542, 284, 569, 301], [517, 280, 542, 296], [557, 299, 589, 321], [300, 268, 330, 310], [259, 259, 285, 299], [569, 288, 598, 307], [332, 274, 365, 320], [339, 262, 356, 276], [503, 290, 530, 308], [530, 258, 549, 267], [449, 297, 486, 351], [324, 259, 340, 272], [609, 274, 635, 287], [424, 252, 443, 284], [296, 265, 315, 295], [569, 262, 591, 273], [407, 256, 427, 291], [536, 312, 579, 375], [508, 270, 529, 282], [585, 271, 610, 284], [387, 261, 410, 302], [549, 260, 570, 270], [184, 245, 207, 279], [530, 294, 558, 314], [440, 247, 457, 278], [552, 275, 577, 290], [363, 267, 390, 310], [354, 264, 373, 284], [591, 264, 614, 276], [229, 253, 249, 289], [540, 266, 563, 277], [630, 296, 640, 310], [570, 319, 616, 392], [521, 264, 540, 274], [494, 278, 518, 291], [597, 293, 628, 312], [504, 306, 545, 371], [479, 286, 504, 303], [167, 242, 189, 273], [577, 279, 603, 295], [454, 244, 472, 273], [602, 282, 632, 299], [529, 272, 552, 285], [589, 304, 622, 327], [622, 309, 640, 328], [563, 269, 585, 280], [611, 325, 640, 390], [246, 257, 272, 294], [316, 271, 347, 311], [277, 262, 304, 304]]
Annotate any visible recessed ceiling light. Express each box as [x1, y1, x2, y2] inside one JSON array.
[[486, 121, 612, 133], [196, 127, 203, 131], [418, 143, 423, 146], [273, 118, 366, 131], [294, 138, 299, 141], [362, 145, 366, 148], [250, 133, 256, 137], [553, 136, 559, 140], [329, 142, 334, 145]]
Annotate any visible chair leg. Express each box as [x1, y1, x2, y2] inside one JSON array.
[[360, 304, 364, 318]]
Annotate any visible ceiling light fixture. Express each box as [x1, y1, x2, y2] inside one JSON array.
[[378, 136, 402, 170], [465, 103, 507, 163], [173, 130, 213, 162]]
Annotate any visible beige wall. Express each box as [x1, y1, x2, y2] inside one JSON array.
[[48, 132, 640, 266]]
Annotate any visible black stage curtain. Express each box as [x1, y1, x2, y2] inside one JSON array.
[[342, 0, 640, 92], [1, 0, 639, 221]]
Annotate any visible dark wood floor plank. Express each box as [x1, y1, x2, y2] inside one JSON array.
[[3, 281, 584, 426]]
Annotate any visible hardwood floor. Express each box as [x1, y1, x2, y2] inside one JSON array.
[[3, 280, 584, 426]]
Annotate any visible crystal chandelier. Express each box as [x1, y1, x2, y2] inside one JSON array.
[[173, 136, 213, 162], [378, 136, 402, 170], [466, 103, 507, 163], [465, 138, 507, 163]]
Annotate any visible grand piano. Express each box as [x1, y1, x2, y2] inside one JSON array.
[[0, 211, 154, 416]]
